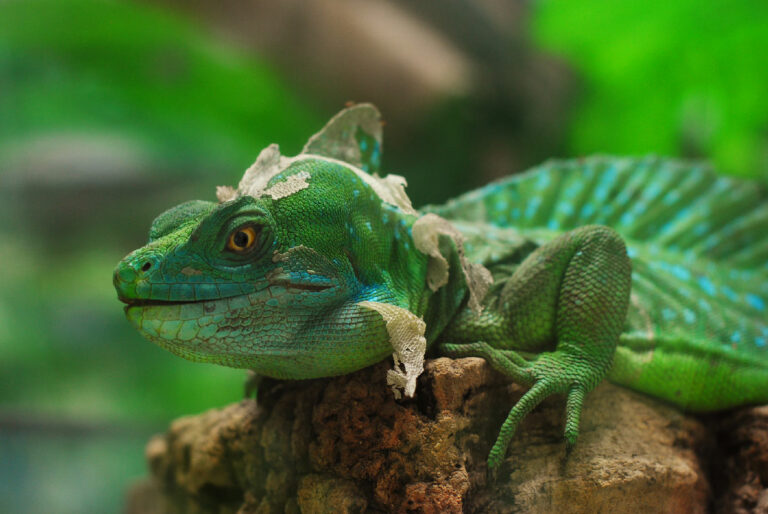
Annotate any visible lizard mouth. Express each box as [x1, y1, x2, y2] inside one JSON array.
[[119, 281, 334, 308], [119, 298, 197, 307]]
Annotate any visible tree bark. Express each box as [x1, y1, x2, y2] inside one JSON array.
[[125, 357, 767, 513]]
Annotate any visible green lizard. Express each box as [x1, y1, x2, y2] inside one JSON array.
[[113, 104, 768, 473]]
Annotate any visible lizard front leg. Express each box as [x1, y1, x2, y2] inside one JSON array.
[[440, 225, 632, 472]]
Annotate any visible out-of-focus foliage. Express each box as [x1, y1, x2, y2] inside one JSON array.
[[0, 0, 318, 179], [0, 0, 321, 423], [533, 0, 768, 182]]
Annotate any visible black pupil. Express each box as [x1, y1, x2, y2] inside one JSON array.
[[233, 231, 249, 248]]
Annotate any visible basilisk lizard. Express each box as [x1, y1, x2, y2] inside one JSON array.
[[114, 104, 768, 472]]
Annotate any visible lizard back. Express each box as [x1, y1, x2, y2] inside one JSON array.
[[425, 156, 768, 410]]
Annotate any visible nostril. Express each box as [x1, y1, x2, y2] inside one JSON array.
[[141, 262, 152, 272]]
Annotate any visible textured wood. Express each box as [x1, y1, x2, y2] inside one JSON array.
[[125, 357, 722, 513]]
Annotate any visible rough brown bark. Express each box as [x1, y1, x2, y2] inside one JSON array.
[[713, 406, 768, 514], [124, 358, 766, 513]]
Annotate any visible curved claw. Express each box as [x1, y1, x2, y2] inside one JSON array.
[[486, 377, 565, 471], [564, 384, 586, 449]]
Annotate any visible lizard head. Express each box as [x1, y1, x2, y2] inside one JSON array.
[[113, 104, 431, 378]]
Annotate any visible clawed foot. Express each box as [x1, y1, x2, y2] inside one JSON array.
[[440, 342, 600, 477]]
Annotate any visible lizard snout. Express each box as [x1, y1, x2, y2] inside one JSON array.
[[113, 251, 162, 303]]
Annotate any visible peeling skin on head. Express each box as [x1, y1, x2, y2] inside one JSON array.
[[216, 144, 416, 214], [358, 301, 426, 399], [262, 170, 311, 200], [237, 144, 286, 198], [272, 249, 290, 263], [216, 185, 237, 203], [215, 144, 308, 202], [412, 213, 493, 314], [272, 245, 311, 263], [265, 267, 285, 282]]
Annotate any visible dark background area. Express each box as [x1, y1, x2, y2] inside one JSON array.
[[0, 1, 766, 512]]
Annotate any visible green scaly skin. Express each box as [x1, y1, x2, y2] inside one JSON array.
[[114, 104, 768, 473]]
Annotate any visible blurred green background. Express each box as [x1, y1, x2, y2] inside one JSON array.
[[0, 0, 766, 512]]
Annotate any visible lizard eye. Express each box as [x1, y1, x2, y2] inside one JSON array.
[[226, 225, 259, 253]]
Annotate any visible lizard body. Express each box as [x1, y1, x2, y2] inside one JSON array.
[[114, 104, 768, 472]]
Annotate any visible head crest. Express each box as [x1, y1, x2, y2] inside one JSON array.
[[216, 104, 415, 214], [303, 103, 383, 174]]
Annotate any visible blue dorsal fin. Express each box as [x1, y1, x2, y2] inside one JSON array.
[[302, 103, 383, 174], [426, 156, 768, 360], [427, 155, 768, 269]]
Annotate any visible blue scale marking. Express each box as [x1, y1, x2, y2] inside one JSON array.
[[483, 183, 503, 196], [697, 276, 717, 296], [524, 198, 541, 219], [693, 223, 709, 236], [656, 261, 691, 282], [616, 190, 632, 204], [645, 182, 662, 198], [580, 203, 596, 218], [721, 286, 739, 302], [593, 167, 617, 202], [671, 265, 691, 281], [663, 190, 681, 205], [746, 294, 765, 311]]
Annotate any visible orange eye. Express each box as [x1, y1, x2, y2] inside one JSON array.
[[227, 225, 258, 252]]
